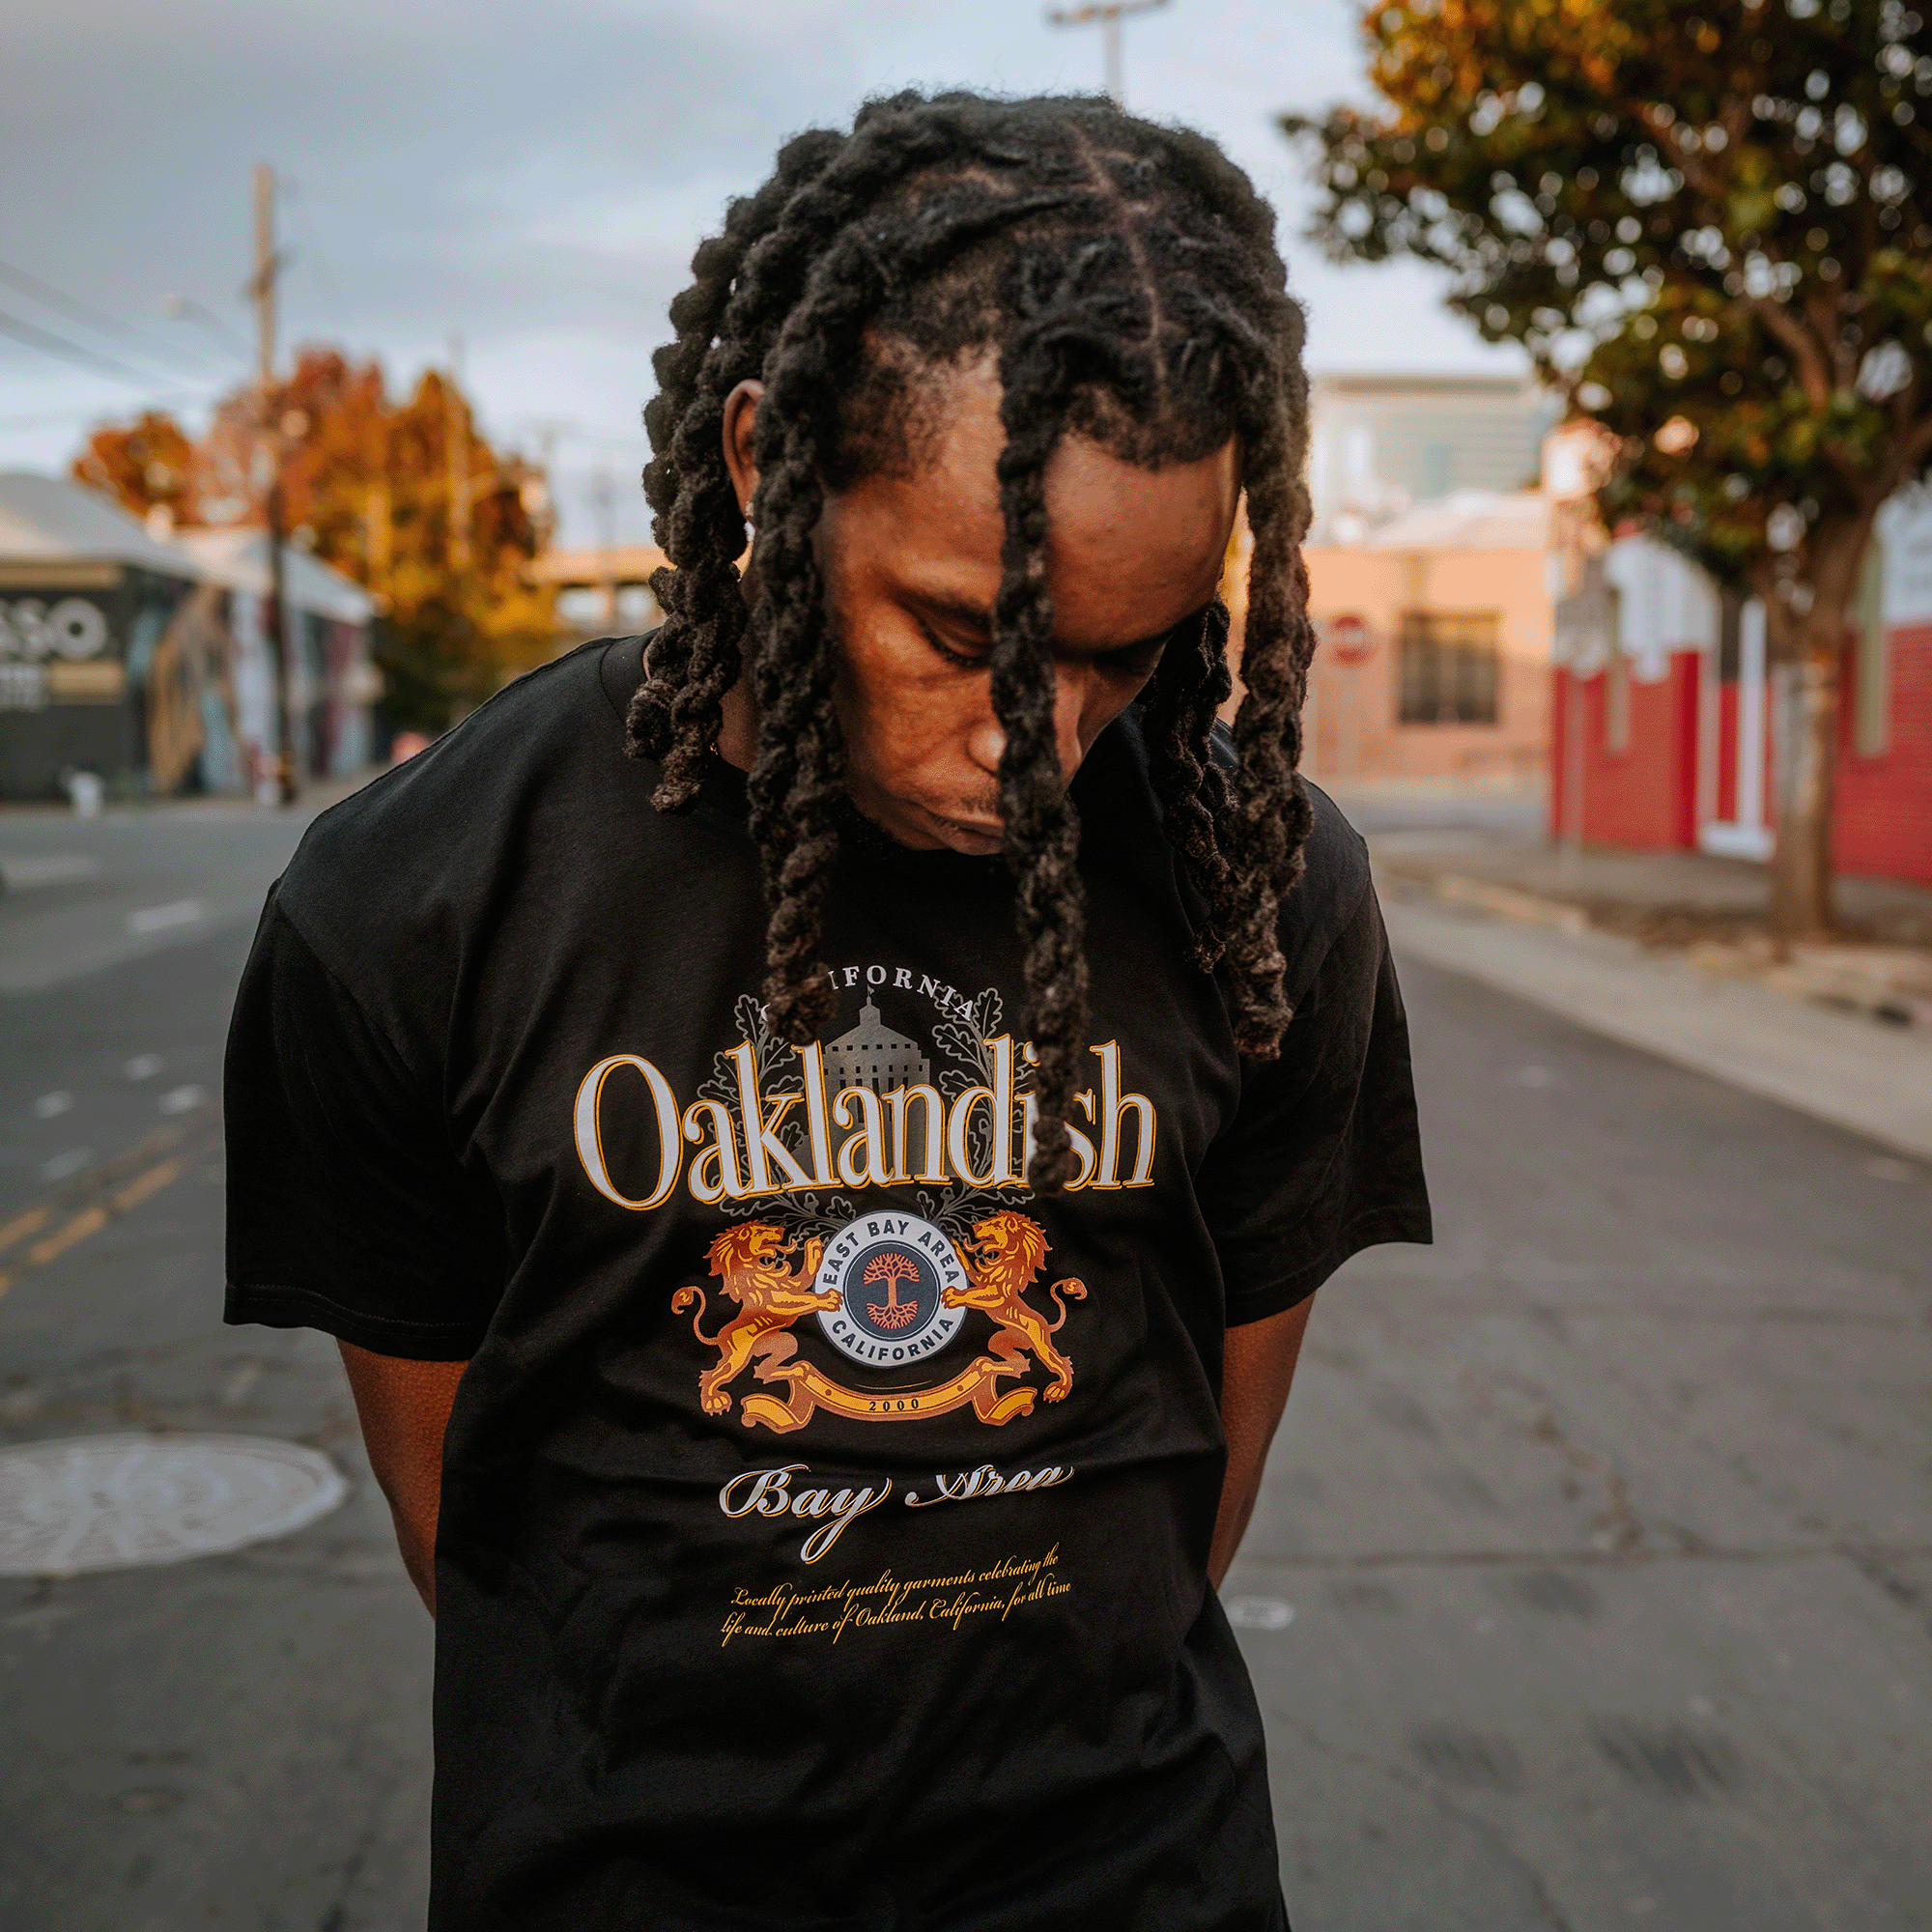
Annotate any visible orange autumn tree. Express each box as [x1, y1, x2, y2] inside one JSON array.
[[74, 349, 554, 732], [72, 411, 202, 530]]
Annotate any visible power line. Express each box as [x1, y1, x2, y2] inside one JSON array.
[[0, 259, 167, 354], [0, 306, 167, 385], [0, 258, 214, 378], [162, 295, 251, 364], [0, 392, 211, 433]]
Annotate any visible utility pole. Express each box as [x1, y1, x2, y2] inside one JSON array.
[[445, 330, 472, 575], [248, 161, 299, 804], [1046, 0, 1169, 105]]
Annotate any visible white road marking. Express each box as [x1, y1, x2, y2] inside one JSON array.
[[39, 1148, 94, 1182], [123, 1054, 162, 1081], [33, 1092, 74, 1119], [126, 899, 205, 935], [1226, 1596, 1295, 1631], [0, 855, 101, 889], [156, 1085, 205, 1117]]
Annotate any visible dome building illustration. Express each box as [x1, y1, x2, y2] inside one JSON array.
[[823, 998, 931, 1096]]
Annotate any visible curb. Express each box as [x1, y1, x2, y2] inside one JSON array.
[[1382, 895, 1932, 1164]]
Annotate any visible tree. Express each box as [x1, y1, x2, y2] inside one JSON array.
[[73, 350, 554, 732], [1285, 0, 1932, 933], [73, 411, 202, 530]]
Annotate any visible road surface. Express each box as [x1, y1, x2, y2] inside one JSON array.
[[1, 796, 1927, 1931]]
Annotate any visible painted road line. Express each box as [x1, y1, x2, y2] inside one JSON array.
[[110, 1159, 184, 1214], [0, 1101, 222, 1299], [26, 1207, 109, 1267], [0, 1206, 52, 1256], [126, 898, 206, 935]]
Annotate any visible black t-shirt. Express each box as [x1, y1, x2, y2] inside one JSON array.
[[225, 635, 1430, 1932]]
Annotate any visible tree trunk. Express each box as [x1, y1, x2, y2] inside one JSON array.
[[1761, 515, 1873, 941], [1767, 641, 1839, 938]]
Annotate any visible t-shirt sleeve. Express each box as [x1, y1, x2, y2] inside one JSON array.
[[1199, 875, 1432, 1325], [223, 893, 502, 1360]]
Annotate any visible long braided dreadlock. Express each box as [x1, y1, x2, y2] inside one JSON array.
[[629, 91, 1318, 1190]]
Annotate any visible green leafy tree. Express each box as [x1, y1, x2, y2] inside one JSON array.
[[1285, 0, 1932, 932]]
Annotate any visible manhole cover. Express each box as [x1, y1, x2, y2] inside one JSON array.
[[0, 1434, 347, 1577]]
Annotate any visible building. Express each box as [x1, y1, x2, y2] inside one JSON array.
[[1296, 491, 1552, 787], [822, 998, 932, 1096], [0, 472, 213, 800], [174, 528, 380, 786], [1307, 372, 1555, 526], [1220, 374, 1560, 788], [1548, 503, 1932, 886], [0, 473, 379, 801]]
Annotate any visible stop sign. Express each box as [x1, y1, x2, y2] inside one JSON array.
[[1326, 613, 1376, 666]]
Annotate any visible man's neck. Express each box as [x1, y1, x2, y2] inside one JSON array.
[[716, 677, 758, 773]]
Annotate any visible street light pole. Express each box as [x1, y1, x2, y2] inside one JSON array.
[[248, 161, 298, 806], [1046, 0, 1169, 106]]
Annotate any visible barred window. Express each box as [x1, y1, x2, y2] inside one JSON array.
[[1397, 611, 1501, 725]]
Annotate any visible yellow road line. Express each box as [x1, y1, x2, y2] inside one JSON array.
[[26, 1206, 110, 1266], [0, 1205, 52, 1257], [0, 1125, 214, 1299], [111, 1159, 184, 1214]]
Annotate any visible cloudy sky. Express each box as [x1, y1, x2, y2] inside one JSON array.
[[1, 0, 1520, 546]]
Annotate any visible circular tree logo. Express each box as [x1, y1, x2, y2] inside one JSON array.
[[815, 1212, 965, 1369]]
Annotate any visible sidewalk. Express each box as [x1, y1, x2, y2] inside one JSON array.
[[1354, 797, 1932, 1163]]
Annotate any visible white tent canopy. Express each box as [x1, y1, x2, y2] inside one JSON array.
[[173, 527, 374, 626], [0, 471, 200, 576]]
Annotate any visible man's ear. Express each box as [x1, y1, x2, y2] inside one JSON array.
[[722, 380, 764, 516]]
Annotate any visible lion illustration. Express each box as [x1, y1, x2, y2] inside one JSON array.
[[671, 1224, 832, 1416], [943, 1209, 1087, 1401]]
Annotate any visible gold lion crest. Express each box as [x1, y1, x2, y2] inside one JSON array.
[[671, 1209, 1086, 1434]]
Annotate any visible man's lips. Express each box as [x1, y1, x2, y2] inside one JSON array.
[[931, 811, 1005, 849]]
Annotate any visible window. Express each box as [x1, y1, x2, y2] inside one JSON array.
[[1397, 611, 1501, 724]]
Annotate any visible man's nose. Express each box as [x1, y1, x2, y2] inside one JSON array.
[[966, 718, 1007, 777], [968, 670, 1089, 787]]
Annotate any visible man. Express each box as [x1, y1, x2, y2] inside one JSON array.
[[226, 91, 1430, 1930]]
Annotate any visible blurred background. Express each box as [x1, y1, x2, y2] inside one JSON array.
[[2, 3, 1929, 1929]]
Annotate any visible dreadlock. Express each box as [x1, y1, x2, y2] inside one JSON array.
[[629, 91, 1317, 1190]]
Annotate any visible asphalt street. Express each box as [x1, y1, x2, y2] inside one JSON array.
[[2, 793, 1928, 1932]]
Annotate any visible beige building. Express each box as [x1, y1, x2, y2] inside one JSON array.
[[1300, 492, 1551, 787], [1224, 374, 1556, 788]]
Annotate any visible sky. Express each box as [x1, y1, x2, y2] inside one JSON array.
[[0, 0, 1521, 547]]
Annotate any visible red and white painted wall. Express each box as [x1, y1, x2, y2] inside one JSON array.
[[1549, 502, 1932, 887]]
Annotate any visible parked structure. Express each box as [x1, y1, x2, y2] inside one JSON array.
[[1548, 498, 1932, 887], [528, 545, 667, 647]]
